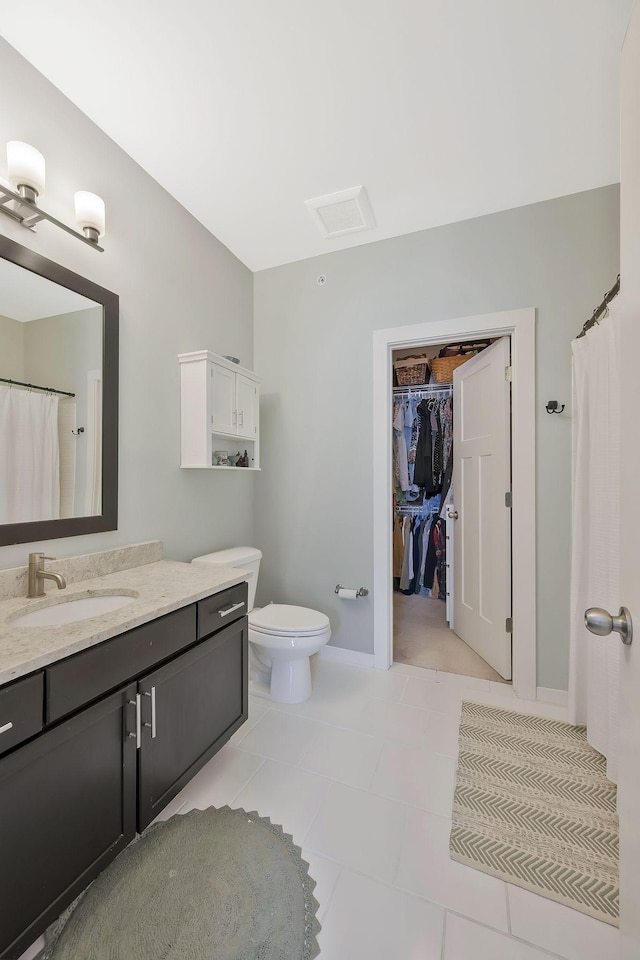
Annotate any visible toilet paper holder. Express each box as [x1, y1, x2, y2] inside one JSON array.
[[335, 584, 369, 598]]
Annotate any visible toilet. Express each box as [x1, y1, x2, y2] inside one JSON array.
[[191, 547, 331, 703]]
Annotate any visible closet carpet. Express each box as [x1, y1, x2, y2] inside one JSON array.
[[393, 593, 507, 684]]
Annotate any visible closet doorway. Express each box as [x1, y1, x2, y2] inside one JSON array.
[[392, 336, 511, 682], [373, 309, 537, 700]]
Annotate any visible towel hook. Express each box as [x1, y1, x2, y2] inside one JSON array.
[[545, 401, 565, 415]]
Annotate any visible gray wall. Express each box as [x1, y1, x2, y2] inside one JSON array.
[[0, 314, 24, 378], [253, 185, 620, 690], [0, 38, 255, 569]]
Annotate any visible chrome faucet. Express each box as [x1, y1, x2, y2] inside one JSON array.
[[27, 553, 67, 598]]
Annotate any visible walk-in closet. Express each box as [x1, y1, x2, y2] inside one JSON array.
[[392, 337, 512, 684]]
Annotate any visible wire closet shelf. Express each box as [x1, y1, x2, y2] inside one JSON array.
[[392, 381, 453, 400]]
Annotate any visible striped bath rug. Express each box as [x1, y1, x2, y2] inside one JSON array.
[[449, 701, 619, 925]]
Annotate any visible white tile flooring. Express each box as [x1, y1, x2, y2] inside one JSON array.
[[19, 658, 620, 960]]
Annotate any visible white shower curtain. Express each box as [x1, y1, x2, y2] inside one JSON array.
[[0, 385, 60, 524], [568, 312, 620, 783]]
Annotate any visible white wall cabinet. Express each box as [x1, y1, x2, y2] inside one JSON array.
[[179, 351, 261, 469]]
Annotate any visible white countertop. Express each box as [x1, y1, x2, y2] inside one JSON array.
[[0, 560, 248, 685]]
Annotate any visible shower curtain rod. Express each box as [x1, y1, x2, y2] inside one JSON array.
[[0, 376, 75, 398], [577, 275, 620, 339]]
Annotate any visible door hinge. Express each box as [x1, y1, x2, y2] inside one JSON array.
[[506, 617, 513, 634], [505, 365, 513, 382], [505, 491, 512, 508]]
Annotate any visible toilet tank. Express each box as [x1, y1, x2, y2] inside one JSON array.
[[191, 547, 262, 611]]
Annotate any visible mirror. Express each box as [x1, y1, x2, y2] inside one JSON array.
[[0, 235, 118, 546]]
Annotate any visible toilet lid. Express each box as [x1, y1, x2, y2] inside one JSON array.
[[249, 604, 330, 636]]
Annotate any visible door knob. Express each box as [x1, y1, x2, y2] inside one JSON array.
[[584, 607, 633, 645], [448, 510, 459, 520]]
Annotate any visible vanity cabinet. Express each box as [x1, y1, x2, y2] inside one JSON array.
[[0, 583, 248, 960], [179, 350, 260, 469], [138, 615, 245, 828], [0, 684, 137, 957]]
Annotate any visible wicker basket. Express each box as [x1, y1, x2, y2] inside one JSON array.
[[430, 354, 471, 383], [393, 357, 429, 386]]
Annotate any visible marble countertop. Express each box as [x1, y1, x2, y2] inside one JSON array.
[[0, 560, 248, 685]]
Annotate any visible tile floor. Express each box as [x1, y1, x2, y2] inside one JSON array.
[[18, 658, 619, 960]]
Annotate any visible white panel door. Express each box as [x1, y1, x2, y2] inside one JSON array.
[[236, 373, 257, 439], [453, 337, 512, 679], [618, 5, 640, 955], [210, 363, 236, 435]]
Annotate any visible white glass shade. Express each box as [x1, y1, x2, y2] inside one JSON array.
[[7, 141, 46, 197], [74, 191, 106, 238]]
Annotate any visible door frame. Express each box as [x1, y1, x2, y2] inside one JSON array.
[[372, 307, 536, 700]]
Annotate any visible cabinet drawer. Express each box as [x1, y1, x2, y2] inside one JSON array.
[[46, 605, 196, 723], [0, 673, 43, 755], [197, 582, 248, 639]]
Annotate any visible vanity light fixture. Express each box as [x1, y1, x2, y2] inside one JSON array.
[[7, 140, 45, 203], [74, 191, 105, 243], [0, 141, 105, 251]]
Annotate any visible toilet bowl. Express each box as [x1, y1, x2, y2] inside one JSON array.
[[191, 548, 331, 703]]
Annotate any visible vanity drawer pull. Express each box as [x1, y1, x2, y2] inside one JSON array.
[[218, 601, 245, 618], [0, 721, 14, 736]]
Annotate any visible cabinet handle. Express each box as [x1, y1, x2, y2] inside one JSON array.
[[218, 601, 245, 618], [0, 721, 13, 736], [128, 695, 141, 749], [143, 686, 157, 739], [239, 411, 244, 426], [232, 410, 237, 424]]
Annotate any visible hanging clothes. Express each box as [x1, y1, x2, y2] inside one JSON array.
[[414, 399, 438, 493], [393, 401, 410, 492], [392, 384, 453, 603], [422, 516, 446, 601], [393, 513, 404, 578]]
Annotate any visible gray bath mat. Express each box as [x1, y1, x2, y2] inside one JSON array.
[[39, 806, 321, 959], [450, 701, 619, 925]]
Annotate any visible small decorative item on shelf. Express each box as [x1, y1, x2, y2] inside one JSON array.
[[213, 449, 229, 465], [228, 453, 241, 465], [237, 450, 249, 467]]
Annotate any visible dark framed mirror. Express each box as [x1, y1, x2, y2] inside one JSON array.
[[0, 234, 118, 546]]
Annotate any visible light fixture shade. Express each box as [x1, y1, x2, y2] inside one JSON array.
[[74, 191, 106, 238], [7, 141, 45, 198]]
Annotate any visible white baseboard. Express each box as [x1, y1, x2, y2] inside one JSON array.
[[536, 686, 568, 706], [319, 645, 375, 668]]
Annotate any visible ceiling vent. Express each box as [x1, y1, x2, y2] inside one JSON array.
[[305, 185, 375, 238]]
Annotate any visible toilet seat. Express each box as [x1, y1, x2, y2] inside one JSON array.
[[249, 604, 330, 637]]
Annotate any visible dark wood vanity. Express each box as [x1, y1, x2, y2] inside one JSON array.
[[0, 582, 248, 959]]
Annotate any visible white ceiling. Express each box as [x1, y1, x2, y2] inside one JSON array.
[[0, 0, 632, 272]]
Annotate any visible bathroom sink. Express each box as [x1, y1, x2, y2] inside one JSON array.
[[9, 592, 139, 628]]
